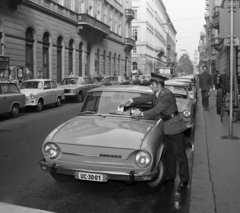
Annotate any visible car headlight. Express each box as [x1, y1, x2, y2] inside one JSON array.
[[183, 110, 191, 118], [135, 151, 152, 168], [30, 94, 35, 99], [43, 143, 60, 159]]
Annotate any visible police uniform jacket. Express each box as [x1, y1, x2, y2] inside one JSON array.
[[132, 88, 187, 135]]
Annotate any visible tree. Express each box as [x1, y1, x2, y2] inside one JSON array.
[[175, 53, 194, 75]]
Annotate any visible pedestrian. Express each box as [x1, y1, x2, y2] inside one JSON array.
[[25, 68, 33, 80], [133, 75, 141, 85], [213, 70, 223, 90], [69, 72, 74, 77], [199, 65, 213, 111], [120, 73, 189, 192]]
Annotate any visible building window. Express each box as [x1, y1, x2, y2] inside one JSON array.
[[125, 23, 129, 37], [57, 36, 63, 83], [133, 9, 137, 19], [69, 40, 74, 75], [103, 51, 106, 74], [114, 15, 117, 33], [109, 52, 111, 75], [42, 32, 50, 79], [97, 1, 101, 21], [79, 42, 83, 76], [104, 6, 107, 24], [132, 62, 138, 71], [88, 0, 93, 16], [110, 11, 113, 31], [113, 53, 116, 75], [26, 28, 34, 78], [132, 29, 137, 41], [132, 47, 137, 53], [119, 21, 122, 36], [118, 55, 121, 75], [70, 0, 74, 11], [95, 49, 100, 74], [80, 0, 85, 13]]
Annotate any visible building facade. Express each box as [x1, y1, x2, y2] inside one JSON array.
[[0, 0, 135, 82], [131, 0, 177, 74]]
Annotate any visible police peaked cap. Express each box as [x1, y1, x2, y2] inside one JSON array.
[[150, 72, 168, 83]]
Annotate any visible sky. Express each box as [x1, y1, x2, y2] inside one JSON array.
[[162, 0, 205, 61]]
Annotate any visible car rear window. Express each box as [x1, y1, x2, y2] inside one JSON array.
[[2, 84, 19, 93], [165, 86, 187, 99]]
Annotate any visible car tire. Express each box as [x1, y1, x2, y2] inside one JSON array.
[[10, 104, 20, 118], [76, 92, 83, 103], [55, 97, 61, 107], [50, 172, 74, 182], [141, 156, 166, 193], [216, 88, 223, 115], [36, 100, 43, 112]]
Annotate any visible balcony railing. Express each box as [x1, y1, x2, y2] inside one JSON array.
[[124, 38, 135, 48], [78, 14, 110, 36], [125, 9, 135, 22], [210, 37, 222, 50]]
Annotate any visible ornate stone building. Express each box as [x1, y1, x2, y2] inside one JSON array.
[[0, 0, 135, 82]]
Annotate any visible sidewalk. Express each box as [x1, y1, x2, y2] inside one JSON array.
[[189, 91, 240, 213]]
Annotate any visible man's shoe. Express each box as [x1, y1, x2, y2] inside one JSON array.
[[177, 181, 188, 192], [163, 178, 175, 183]]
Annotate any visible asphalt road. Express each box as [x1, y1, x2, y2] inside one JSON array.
[[0, 102, 194, 213]]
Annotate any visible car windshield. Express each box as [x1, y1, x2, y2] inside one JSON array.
[[20, 81, 43, 89], [81, 91, 151, 114], [165, 86, 188, 99], [61, 78, 78, 85]]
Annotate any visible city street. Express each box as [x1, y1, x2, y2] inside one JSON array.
[[0, 101, 194, 213]]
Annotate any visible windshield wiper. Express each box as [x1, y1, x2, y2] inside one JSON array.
[[78, 111, 106, 117]]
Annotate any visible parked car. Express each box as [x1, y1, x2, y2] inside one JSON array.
[[0, 80, 25, 118], [170, 78, 197, 104], [39, 85, 166, 192], [59, 76, 98, 103], [20, 79, 64, 111], [165, 80, 194, 136]]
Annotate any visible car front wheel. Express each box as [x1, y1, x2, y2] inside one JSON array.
[[55, 97, 61, 107], [50, 172, 74, 182], [10, 104, 20, 118], [76, 92, 83, 103], [141, 156, 166, 193], [36, 100, 43, 112]]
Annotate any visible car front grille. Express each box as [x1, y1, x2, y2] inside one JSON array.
[[99, 154, 122, 158], [64, 89, 71, 93]]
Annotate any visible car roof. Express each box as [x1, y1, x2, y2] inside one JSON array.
[[165, 80, 189, 87], [88, 85, 153, 94], [23, 79, 54, 82], [171, 78, 192, 82]]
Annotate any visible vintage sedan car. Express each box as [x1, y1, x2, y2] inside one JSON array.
[[0, 80, 25, 118], [170, 78, 197, 104], [59, 76, 98, 102], [165, 80, 194, 135], [20, 79, 64, 111], [39, 85, 166, 192]]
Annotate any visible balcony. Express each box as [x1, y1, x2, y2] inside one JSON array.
[[125, 9, 135, 22], [77, 14, 110, 37], [213, 6, 220, 17], [204, 12, 209, 20], [124, 38, 135, 50], [210, 37, 222, 51]]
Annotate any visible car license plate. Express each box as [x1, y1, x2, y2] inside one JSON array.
[[76, 172, 107, 182]]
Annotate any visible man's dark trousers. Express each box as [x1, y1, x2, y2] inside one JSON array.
[[201, 90, 209, 109], [164, 132, 189, 182]]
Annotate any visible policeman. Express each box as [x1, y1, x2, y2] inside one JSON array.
[[121, 73, 189, 192]]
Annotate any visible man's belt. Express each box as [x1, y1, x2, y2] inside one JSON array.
[[162, 111, 178, 121]]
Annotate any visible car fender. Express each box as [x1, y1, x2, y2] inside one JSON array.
[[8, 101, 21, 112]]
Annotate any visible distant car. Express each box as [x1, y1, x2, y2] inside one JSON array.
[[0, 81, 25, 118], [165, 80, 194, 135], [39, 85, 166, 192], [170, 78, 197, 104], [20, 79, 64, 111], [59, 76, 98, 102]]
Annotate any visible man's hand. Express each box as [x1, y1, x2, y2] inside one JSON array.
[[119, 99, 133, 107], [131, 109, 142, 119]]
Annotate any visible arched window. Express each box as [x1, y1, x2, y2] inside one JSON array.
[[132, 62, 138, 71], [69, 39, 74, 75], [132, 29, 137, 41], [26, 28, 34, 78], [79, 42, 83, 76], [42, 32, 50, 79], [57, 36, 63, 83]]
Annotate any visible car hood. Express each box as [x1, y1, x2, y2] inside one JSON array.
[[20, 89, 42, 95], [176, 98, 190, 112], [58, 85, 82, 89], [52, 116, 154, 150]]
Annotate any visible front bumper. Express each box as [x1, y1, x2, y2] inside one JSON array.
[[39, 158, 158, 182], [25, 97, 37, 106]]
